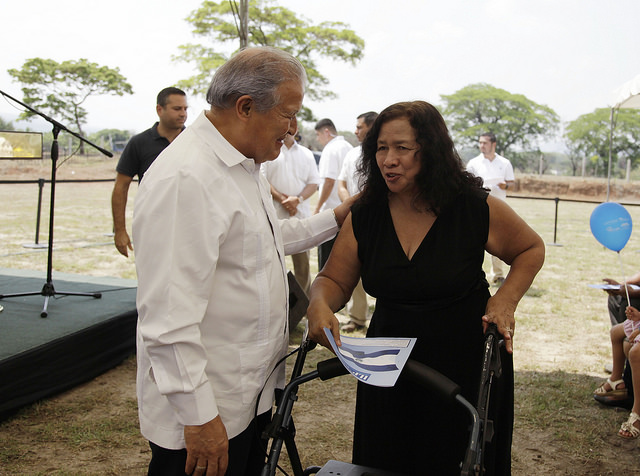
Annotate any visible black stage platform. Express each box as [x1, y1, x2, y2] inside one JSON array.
[[0, 268, 137, 420]]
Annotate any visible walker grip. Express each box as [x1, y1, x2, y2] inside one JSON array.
[[403, 359, 461, 401], [317, 357, 349, 381]]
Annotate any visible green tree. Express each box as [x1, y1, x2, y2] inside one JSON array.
[[512, 149, 545, 175], [88, 129, 134, 153], [0, 116, 15, 131], [564, 108, 640, 177], [542, 151, 572, 176], [174, 0, 364, 119], [8, 58, 133, 150], [440, 83, 560, 171]]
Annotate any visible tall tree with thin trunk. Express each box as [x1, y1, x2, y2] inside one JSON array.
[[173, 0, 364, 120], [565, 108, 640, 177]]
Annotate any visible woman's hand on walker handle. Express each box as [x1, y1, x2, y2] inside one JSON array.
[[481, 295, 516, 354]]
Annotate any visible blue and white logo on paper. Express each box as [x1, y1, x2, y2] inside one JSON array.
[[339, 347, 401, 372], [323, 328, 416, 387]]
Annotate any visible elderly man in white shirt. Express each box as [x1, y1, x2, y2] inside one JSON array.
[[133, 47, 354, 476], [466, 132, 515, 285], [263, 133, 320, 294]]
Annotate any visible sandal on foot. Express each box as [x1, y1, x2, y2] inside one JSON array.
[[594, 378, 626, 397], [618, 412, 640, 439]]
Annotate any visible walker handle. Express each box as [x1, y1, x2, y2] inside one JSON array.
[[317, 357, 349, 381], [403, 359, 462, 402]]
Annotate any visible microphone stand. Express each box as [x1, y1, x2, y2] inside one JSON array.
[[0, 90, 113, 317]]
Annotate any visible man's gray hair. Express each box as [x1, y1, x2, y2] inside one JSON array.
[[206, 46, 307, 112]]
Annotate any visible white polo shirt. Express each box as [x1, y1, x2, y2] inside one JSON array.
[[466, 153, 514, 201], [318, 136, 353, 210], [338, 145, 365, 196]]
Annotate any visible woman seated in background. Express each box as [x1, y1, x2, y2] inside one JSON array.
[[595, 304, 640, 438], [307, 101, 545, 475]]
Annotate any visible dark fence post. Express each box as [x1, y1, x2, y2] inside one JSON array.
[[34, 178, 45, 245], [549, 197, 562, 246], [22, 178, 48, 249]]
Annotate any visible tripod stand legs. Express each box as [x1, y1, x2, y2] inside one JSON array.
[[0, 281, 102, 318]]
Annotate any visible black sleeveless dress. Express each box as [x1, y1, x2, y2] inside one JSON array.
[[351, 188, 513, 476]]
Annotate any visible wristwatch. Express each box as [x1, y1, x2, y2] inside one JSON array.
[[298, 195, 305, 203]]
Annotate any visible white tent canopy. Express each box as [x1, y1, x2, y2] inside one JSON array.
[[611, 73, 640, 109], [607, 73, 640, 200]]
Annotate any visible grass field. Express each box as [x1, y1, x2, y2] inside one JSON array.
[[2, 166, 640, 474]]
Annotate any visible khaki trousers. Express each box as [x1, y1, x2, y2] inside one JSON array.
[[291, 250, 311, 295], [346, 279, 368, 326]]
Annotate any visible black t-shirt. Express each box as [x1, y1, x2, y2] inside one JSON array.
[[116, 122, 170, 181]]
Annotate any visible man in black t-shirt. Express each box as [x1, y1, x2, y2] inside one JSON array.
[[111, 87, 187, 257]]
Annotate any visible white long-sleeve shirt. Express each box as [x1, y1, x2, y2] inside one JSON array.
[[132, 111, 338, 449]]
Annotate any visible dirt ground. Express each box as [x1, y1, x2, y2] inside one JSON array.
[[2, 156, 640, 475]]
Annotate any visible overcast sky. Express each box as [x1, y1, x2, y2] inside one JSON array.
[[1, 0, 639, 151]]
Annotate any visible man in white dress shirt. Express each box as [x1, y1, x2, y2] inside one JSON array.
[[313, 118, 353, 270], [263, 133, 320, 294], [133, 47, 354, 476], [337, 111, 377, 332], [466, 132, 515, 285]]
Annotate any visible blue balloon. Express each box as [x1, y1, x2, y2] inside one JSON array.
[[590, 202, 633, 252]]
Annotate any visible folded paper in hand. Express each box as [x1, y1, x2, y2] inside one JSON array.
[[324, 328, 416, 387]]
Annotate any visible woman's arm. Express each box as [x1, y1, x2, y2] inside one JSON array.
[[484, 196, 546, 353], [307, 214, 362, 349], [604, 272, 640, 298]]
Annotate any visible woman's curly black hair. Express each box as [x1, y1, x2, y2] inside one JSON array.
[[357, 101, 483, 213]]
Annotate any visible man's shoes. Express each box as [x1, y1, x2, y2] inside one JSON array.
[[341, 321, 365, 333], [594, 392, 633, 410]]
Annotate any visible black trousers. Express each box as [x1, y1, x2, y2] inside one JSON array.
[[148, 412, 271, 476], [317, 237, 336, 272]]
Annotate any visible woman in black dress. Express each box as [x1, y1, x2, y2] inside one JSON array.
[[308, 101, 545, 475]]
